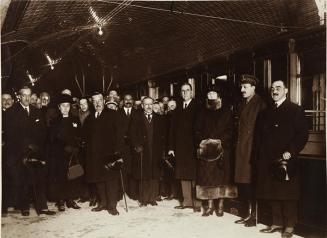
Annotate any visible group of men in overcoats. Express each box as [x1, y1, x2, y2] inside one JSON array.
[[2, 75, 308, 238]]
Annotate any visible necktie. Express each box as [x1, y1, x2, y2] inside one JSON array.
[[274, 103, 278, 109], [127, 108, 130, 116], [24, 107, 29, 116], [147, 114, 151, 123], [96, 112, 100, 118], [184, 103, 187, 109]]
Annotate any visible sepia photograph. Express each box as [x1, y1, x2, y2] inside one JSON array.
[[1, 0, 326, 237]]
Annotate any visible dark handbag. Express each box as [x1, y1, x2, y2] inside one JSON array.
[[67, 151, 84, 180]]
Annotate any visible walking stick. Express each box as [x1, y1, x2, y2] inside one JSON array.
[[119, 169, 128, 212], [140, 150, 143, 205], [255, 201, 258, 226]]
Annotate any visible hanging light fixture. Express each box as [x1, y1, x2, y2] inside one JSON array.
[[44, 52, 61, 70], [89, 6, 105, 36], [98, 26, 103, 36], [26, 70, 39, 86]]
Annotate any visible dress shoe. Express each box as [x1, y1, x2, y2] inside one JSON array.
[[193, 207, 201, 212], [91, 206, 106, 212], [149, 201, 158, 206], [156, 197, 162, 202], [215, 208, 224, 217], [259, 226, 283, 233], [89, 198, 97, 207], [202, 207, 214, 217], [66, 200, 81, 209], [56, 201, 65, 212], [139, 202, 147, 207], [282, 232, 293, 238], [244, 217, 256, 227], [107, 208, 119, 216], [39, 210, 56, 215], [235, 217, 249, 224], [174, 205, 184, 209], [21, 210, 30, 216]]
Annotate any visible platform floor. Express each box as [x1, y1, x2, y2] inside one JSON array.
[[1, 198, 302, 238]]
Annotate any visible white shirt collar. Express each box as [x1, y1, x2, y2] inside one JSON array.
[[124, 107, 131, 114], [20, 103, 29, 111], [183, 99, 192, 107], [275, 97, 287, 107]]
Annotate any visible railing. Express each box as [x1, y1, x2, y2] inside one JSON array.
[[305, 110, 326, 132]]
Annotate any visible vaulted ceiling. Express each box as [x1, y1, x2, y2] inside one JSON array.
[[1, 0, 321, 94]]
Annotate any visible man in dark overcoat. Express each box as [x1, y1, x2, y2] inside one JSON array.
[[168, 83, 201, 211], [234, 75, 266, 226], [129, 97, 166, 206], [2, 91, 15, 215], [85, 92, 121, 215], [116, 94, 138, 199], [4, 86, 55, 216], [255, 80, 308, 238]]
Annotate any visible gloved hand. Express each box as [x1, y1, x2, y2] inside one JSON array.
[[104, 158, 124, 171], [134, 145, 143, 153]]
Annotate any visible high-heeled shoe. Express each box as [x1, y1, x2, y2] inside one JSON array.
[[66, 200, 81, 209], [202, 207, 214, 217], [215, 208, 224, 217]]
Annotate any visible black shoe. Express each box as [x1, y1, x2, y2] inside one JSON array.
[[174, 205, 184, 209], [56, 201, 65, 212], [156, 197, 162, 202], [89, 198, 97, 207], [66, 200, 81, 209], [107, 208, 119, 216], [215, 209, 224, 217], [193, 207, 201, 212], [39, 210, 56, 215], [202, 207, 214, 217], [259, 226, 283, 233], [91, 206, 106, 212], [244, 217, 256, 227], [235, 217, 248, 224], [21, 210, 30, 216], [282, 232, 293, 238], [139, 202, 147, 207], [149, 201, 158, 206]]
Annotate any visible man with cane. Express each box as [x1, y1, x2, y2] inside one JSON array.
[[129, 97, 166, 206]]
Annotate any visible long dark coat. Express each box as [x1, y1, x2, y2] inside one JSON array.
[[48, 116, 82, 200], [85, 109, 119, 183], [169, 99, 198, 180], [116, 108, 135, 174], [195, 107, 233, 186], [255, 100, 308, 200], [4, 103, 47, 207], [234, 94, 266, 184], [129, 112, 165, 180]]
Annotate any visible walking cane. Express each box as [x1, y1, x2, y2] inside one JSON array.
[[119, 169, 128, 212], [140, 150, 143, 206], [255, 201, 258, 226]]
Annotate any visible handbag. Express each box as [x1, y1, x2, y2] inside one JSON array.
[[67, 151, 84, 180]]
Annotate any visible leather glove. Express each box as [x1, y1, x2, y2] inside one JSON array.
[[134, 145, 143, 153]]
